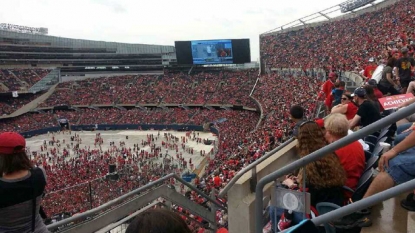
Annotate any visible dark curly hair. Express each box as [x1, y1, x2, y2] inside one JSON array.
[[297, 122, 346, 189]]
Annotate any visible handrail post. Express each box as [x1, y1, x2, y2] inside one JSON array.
[[250, 166, 257, 192], [210, 190, 218, 233], [89, 181, 93, 210]]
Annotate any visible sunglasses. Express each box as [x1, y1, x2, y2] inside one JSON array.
[[341, 98, 348, 100]]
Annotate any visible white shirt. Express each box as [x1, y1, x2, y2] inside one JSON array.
[[348, 130, 370, 151]]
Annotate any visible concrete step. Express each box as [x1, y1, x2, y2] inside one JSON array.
[[361, 193, 409, 233], [408, 212, 415, 233]]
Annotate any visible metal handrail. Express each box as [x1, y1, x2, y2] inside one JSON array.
[[47, 173, 226, 231], [254, 103, 415, 233], [218, 137, 295, 198]]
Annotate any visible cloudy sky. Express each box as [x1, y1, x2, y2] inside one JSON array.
[[0, 0, 348, 61]]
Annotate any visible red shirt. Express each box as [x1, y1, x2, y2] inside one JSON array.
[[364, 65, 377, 79], [345, 102, 358, 120], [335, 141, 365, 190], [214, 176, 221, 187]]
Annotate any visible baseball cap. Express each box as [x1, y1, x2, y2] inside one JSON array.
[[368, 57, 375, 62], [352, 87, 366, 98], [329, 72, 337, 78], [367, 79, 377, 87], [0, 132, 26, 155], [402, 47, 409, 53]]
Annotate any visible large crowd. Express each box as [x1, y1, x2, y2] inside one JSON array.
[[37, 70, 257, 107], [4, 1, 415, 231], [0, 68, 50, 92], [0, 67, 320, 229], [261, 0, 415, 71]]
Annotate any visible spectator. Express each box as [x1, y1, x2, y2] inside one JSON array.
[[363, 57, 377, 80], [367, 79, 383, 99], [319, 72, 337, 113], [378, 57, 401, 95], [126, 208, 191, 233], [331, 81, 346, 107], [324, 113, 365, 191], [394, 47, 415, 93], [0, 132, 49, 233], [290, 105, 305, 138], [271, 121, 346, 231], [349, 88, 381, 152], [363, 125, 415, 199], [331, 93, 358, 121]]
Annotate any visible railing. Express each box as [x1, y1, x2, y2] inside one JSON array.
[[254, 103, 415, 233], [218, 138, 295, 198], [48, 173, 226, 232]]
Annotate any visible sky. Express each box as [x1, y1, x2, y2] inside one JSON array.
[[0, 0, 348, 61]]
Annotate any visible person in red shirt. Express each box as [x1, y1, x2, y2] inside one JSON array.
[[323, 114, 365, 192], [367, 79, 383, 99], [214, 174, 221, 188], [318, 72, 337, 113], [330, 93, 358, 120], [363, 57, 377, 80]]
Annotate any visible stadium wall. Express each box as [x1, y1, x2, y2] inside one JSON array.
[[20, 124, 219, 138], [0, 30, 175, 54]]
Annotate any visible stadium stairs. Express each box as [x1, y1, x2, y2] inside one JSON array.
[[361, 193, 413, 233], [0, 82, 9, 92], [47, 174, 225, 233], [0, 83, 58, 119]]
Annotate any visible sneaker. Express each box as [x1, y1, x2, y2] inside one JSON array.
[[333, 212, 372, 229], [277, 212, 292, 231], [401, 193, 415, 211]]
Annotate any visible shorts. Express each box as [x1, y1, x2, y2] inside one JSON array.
[[385, 146, 415, 185]]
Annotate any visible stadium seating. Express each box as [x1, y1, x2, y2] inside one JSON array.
[[0, 68, 50, 92], [0, 68, 321, 231], [260, 0, 415, 71], [38, 70, 257, 107]]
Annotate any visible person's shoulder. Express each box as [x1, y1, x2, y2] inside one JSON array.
[[33, 167, 47, 181]]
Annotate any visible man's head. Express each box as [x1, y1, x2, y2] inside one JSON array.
[[328, 72, 337, 81], [352, 87, 366, 104], [289, 105, 304, 122], [324, 113, 349, 143], [367, 79, 378, 89]]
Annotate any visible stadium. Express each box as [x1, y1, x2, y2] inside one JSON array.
[[0, 0, 415, 232]]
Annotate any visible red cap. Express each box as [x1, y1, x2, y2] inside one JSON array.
[[315, 118, 325, 128], [0, 132, 26, 155]]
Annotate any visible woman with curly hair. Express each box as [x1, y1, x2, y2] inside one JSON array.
[[271, 121, 347, 231], [293, 121, 347, 206]]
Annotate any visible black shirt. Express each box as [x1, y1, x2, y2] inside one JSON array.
[[395, 57, 415, 81], [357, 100, 381, 127]]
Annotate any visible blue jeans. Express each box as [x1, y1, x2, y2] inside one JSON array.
[[269, 206, 306, 232], [395, 123, 413, 146], [385, 146, 415, 185]]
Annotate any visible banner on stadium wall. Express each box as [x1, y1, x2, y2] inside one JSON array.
[[378, 93, 414, 110], [12, 91, 18, 97]]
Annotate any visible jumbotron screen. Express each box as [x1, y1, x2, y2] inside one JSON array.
[[175, 39, 251, 65]]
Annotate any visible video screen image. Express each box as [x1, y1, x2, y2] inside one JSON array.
[[191, 40, 233, 64]]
